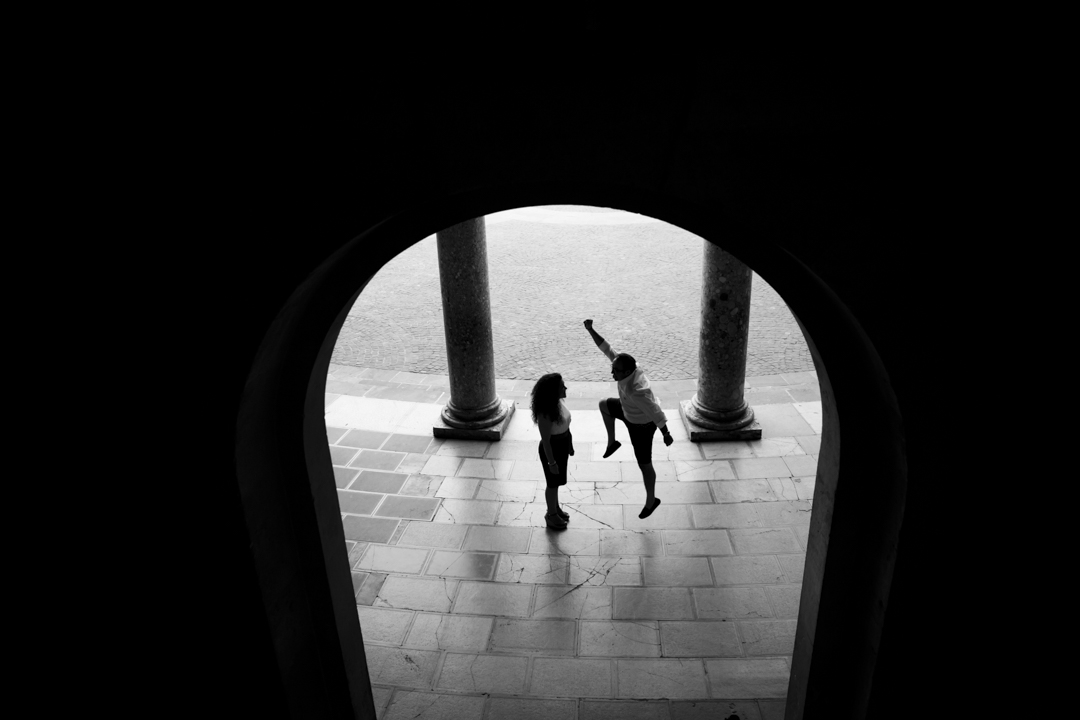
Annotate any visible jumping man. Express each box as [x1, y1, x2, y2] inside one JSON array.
[[583, 318, 673, 519]]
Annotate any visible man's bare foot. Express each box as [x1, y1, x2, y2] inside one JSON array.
[[602, 441, 621, 459], [639, 498, 661, 519]]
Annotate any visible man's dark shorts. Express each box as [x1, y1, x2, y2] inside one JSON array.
[[604, 398, 656, 465]]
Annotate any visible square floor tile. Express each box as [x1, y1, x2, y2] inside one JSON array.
[[383, 691, 485, 720], [484, 441, 539, 460], [329, 445, 359, 466], [747, 437, 806, 458], [490, 618, 577, 655], [533, 586, 612, 619], [730, 457, 791, 479], [580, 620, 660, 657], [705, 658, 789, 698], [350, 470, 408, 494], [337, 429, 390, 449], [404, 613, 493, 652], [381, 433, 433, 454], [356, 545, 429, 574], [531, 657, 612, 698], [476, 479, 538, 501], [349, 449, 406, 471], [326, 426, 349, 444], [795, 435, 821, 454], [660, 621, 742, 658], [396, 453, 432, 475], [759, 700, 787, 720], [691, 504, 762, 529], [693, 587, 773, 619], [462, 525, 532, 553], [792, 524, 810, 550], [458, 458, 514, 480], [363, 645, 441, 688], [711, 556, 785, 585], [792, 402, 822, 433], [433, 476, 479, 499], [614, 588, 694, 620], [739, 619, 798, 655], [567, 460, 623, 482], [565, 504, 625, 530], [433, 499, 499, 525], [496, 553, 569, 584], [777, 554, 806, 583], [336, 489, 383, 516], [421, 455, 463, 477], [374, 576, 457, 612], [436, 652, 528, 694], [663, 530, 734, 556], [425, 551, 497, 580], [341, 516, 399, 543], [729, 528, 802, 554], [642, 556, 712, 586], [486, 697, 576, 720], [355, 606, 413, 645], [766, 585, 802, 618], [622, 503, 694, 531], [767, 477, 815, 502], [652, 482, 714, 504], [374, 495, 441, 520], [617, 659, 708, 699], [530, 527, 602, 556], [436, 439, 490, 457], [600, 530, 665, 556], [674, 460, 736, 481], [397, 521, 467, 549], [569, 556, 643, 587], [347, 542, 367, 568], [710, 479, 777, 503], [700, 442, 756, 460], [452, 581, 532, 617], [510, 461, 546, 481], [783, 454, 818, 477], [333, 467, 360, 488]]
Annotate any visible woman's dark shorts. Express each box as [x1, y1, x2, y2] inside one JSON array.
[[603, 398, 656, 465], [538, 430, 572, 488]]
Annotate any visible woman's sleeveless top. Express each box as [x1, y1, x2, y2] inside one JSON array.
[[549, 399, 571, 435]]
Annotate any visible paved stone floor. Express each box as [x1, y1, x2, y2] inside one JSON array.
[[332, 205, 814, 381], [325, 364, 820, 719]]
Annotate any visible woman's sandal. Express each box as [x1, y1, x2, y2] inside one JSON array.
[[545, 512, 567, 530], [556, 507, 569, 521]]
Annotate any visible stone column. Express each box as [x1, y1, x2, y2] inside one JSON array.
[[679, 242, 762, 441], [432, 217, 514, 440]]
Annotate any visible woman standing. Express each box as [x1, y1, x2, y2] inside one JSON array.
[[531, 373, 574, 530]]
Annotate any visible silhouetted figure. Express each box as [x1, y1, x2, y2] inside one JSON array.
[[530, 373, 574, 530], [584, 319, 673, 519]]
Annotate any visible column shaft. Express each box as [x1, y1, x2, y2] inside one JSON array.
[[679, 241, 762, 441]]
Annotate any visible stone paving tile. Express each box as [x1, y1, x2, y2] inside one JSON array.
[[436, 652, 528, 694], [600, 530, 665, 556], [533, 586, 612, 619], [622, 461, 678, 483], [458, 458, 515, 480], [793, 401, 823, 433], [355, 573, 386, 606], [462, 525, 531, 553], [569, 556, 643, 587], [623, 503, 694, 531], [659, 620, 742, 657], [342, 516, 400, 543], [783, 454, 818, 477], [349, 470, 409, 494], [795, 434, 821, 454], [496, 553, 569, 584], [747, 437, 806, 458], [766, 584, 802, 619], [420, 455, 462, 477], [326, 426, 349, 444], [745, 388, 794, 405], [751, 404, 816, 438], [758, 700, 786, 720], [747, 374, 787, 387], [338, 429, 390, 449], [690, 504, 762, 529], [700, 442, 755, 460], [529, 527, 602, 556], [351, 570, 369, 597], [452, 581, 532, 617], [671, 700, 763, 719], [329, 445, 360, 466], [729, 457, 791, 479], [673, 460, 736, 481], [483, 440, 538, 460], [363, 644, 441, 689], [397, 521, 467, 549], [486, 697, 576, 720], [381, 433, 434, 454], [710, 556, 785, 586], [435, 439, 490, 458], [567, 459, 623, 482], [423, 551, 497, 580], [642, 556, 713, 586], [396, 453, 432, 475], [663, 530, 734, 556], [729, 528, 802, 555], [356, 606, 414, 645], [348, 449, 407, 471], [404, 613, 493, 652], [614, 588, 694, 620], [433, 477, 478, 499], [375, 495, 440, 521], [510, 461, 547, 481], [380, 686, 481, 720], [580, 700, 671, 720], [371, 686, 393, 718], [333, 466, 360, 488], [594, 483, 648, 505], [792, 524, 809, 550], [557, 504, 624, 530], [475, 479, 538, 501], [580, 620, 661, 657], [767, 477, 815, 502], [693, 587, 773, 620], [356, 545, 430, 574], [739, 619, 798, 655], [616, 659, 708, 699], [787, 384, 821, 402], [490, 618, 577, 655], [493, 502, 550, 528], [709, 479, 777, 504], [367, 385, 445, 403], [530, 657, 613, 698], [432, 499, 499, 525], [777, 554, 806, 583], [374, 576, 457, 613], [347, 541, 367, 568], [336, 489, 383, 516], [753, 500, 813, 526], [705, 658, 789, 698]]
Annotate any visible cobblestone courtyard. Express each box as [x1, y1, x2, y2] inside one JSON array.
[[332, 205, 814, 381]]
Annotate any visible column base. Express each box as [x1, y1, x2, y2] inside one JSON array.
[[433, 400, 516, 441], [679, 399, 762, 442]]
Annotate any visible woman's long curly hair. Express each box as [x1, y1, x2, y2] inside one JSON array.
[[530, 373, 563, 425]]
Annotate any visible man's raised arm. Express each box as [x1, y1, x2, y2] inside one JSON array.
[[584, 319, 617, 362]]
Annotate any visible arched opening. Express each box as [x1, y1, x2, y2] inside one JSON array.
[[236, 184, 906, 718]]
